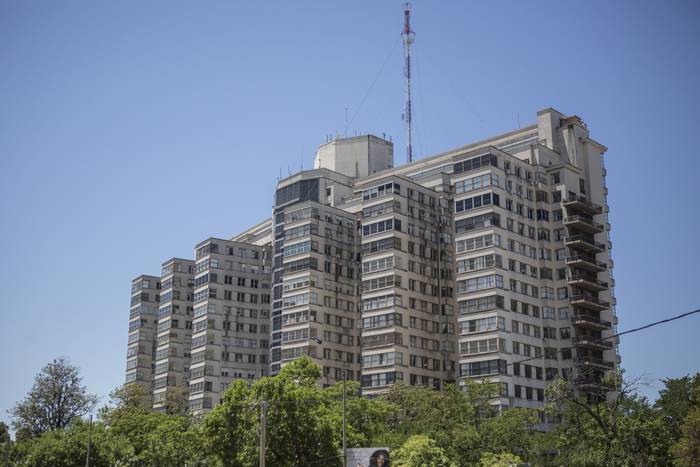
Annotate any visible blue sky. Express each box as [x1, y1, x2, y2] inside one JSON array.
[[1, 1, 699, 426]]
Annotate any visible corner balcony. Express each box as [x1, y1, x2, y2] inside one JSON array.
[[563, 196, 603, 215], [573, 336, 613, 350], [565, 235, 606, 254], [570, 294, 610, 311], [571, 314, 611, 330], [574, 376, 611, 391], [566, 255, 608, 273], [568, 274, 609, 292], [575, 358, 615, 371], [564, 215, 605, 234]]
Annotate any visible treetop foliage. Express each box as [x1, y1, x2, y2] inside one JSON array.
[[5, 356, 700, 467]]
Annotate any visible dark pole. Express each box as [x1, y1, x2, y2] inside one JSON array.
[[342, 371, 347, 467], [3, 440, 10, 467], [260, 400, 268, 467], [85, 414, 93, 467]]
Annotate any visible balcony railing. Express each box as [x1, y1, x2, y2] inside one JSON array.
[[564, 215, 605, 234], [568, 274, 609, 291], [562, 196, 603, 215], [572, 336, 613, 349], [571, 314, 612, 329], [566, 255, 608, 272], [575, 358, 615, 370], [571, 295, 610, 311], [565, 235, 606, 253]]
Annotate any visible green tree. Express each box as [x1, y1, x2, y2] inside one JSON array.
[[99, 384, 152, 425], [203, 356, 341, 467], [393, 435, 456, 467], [324, 379, 398, 449], [18, 419, 132, 467], [478, 452, 523, 467], [655, 374, 700, 434], [379, 383, 481, 463], [11, 357, 98, 438], [0, 421, 9, 445], [546, 373, 674, 466], [109, 412, 207, 466], [672, 407, 700, 466], [479, 408, 537, 461]]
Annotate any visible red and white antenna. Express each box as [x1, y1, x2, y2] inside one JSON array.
[[402, 3, 415, 163]]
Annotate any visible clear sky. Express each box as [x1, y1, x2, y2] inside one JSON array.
[[1, 1, 699, 427]]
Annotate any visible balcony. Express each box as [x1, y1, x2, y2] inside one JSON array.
[[566, 255, 607, 273], [562, 196, 603, 215], [571, 294, 610, 311], [574, 376, 614, 390], [571, 314, 611, 330], [565, 235, 606, 253], [573, 336, 613, 350], [568, 274, 609, 292], [564, 215, 605, 234], [576, 358, 615, 371]]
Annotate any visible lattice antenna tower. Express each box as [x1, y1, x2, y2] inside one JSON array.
[[402, 3, 415, 163]]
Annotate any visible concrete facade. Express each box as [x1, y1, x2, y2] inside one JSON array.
[[124, 107, 618, 416]]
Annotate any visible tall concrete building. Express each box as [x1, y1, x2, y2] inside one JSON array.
[[126, 275, 161, 392], [124, 108, 618, 414], [153, 258, 194, 412]]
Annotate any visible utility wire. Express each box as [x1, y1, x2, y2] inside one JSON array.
[[505, 308, 700, 368], [212, 309, 700, 408], [344, 36, 401, 135]]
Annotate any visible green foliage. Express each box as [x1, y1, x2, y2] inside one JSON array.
[[478, 408, 537, 460], [546, 374, 676, 466], [393, 435, 456, 467], [8, 356, 700, 467], [11, 357, 98, 438], [203, 356, 341, 467], [478, 452, 523, 467], [655, 374, 700, 434], [672, 407, 700, 466], [99, 384, 152, 425], [0, 421, 9, 445], [18, 420, 132, 467]]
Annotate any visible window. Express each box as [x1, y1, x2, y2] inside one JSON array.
[[455, 213, 500, 233], [362, 237, 401, 255], [460, 359, 507, 377], [283, 240, 312, 257], [362, 352, 403, 368], [453, 153, 498, 174], [455, 233, 501, 253], [454, 173, 499, 194], [362, 313, 402, 329], [459, 338, 504, 355], [551, 172, 561, 185], [456, 254, 502, 273], [362, 371, 403, 388], [362, 256, 395, 274], [455, 193, 500, 213], [459, 316, 505, 334], [360, 294, 402, 311], [456, 274, 503, 293], [362, 218, 401, 236], [458, 295, 504, 315], [362, 182, 401, 201]]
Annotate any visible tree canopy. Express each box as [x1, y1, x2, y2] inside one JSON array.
[[10, 357, 97, 439], [6, 356, 700, 466]]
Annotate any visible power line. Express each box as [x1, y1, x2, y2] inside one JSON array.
[[505, 308, 700, 368], [206, 309, 700, 408], [344, 36, 401, 136]]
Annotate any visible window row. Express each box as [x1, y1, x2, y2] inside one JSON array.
[[455, 173, 499, 194], [455, 192, 500, 213]]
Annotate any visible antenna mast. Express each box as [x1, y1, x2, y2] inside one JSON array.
[[402, 3, 415, 163]]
